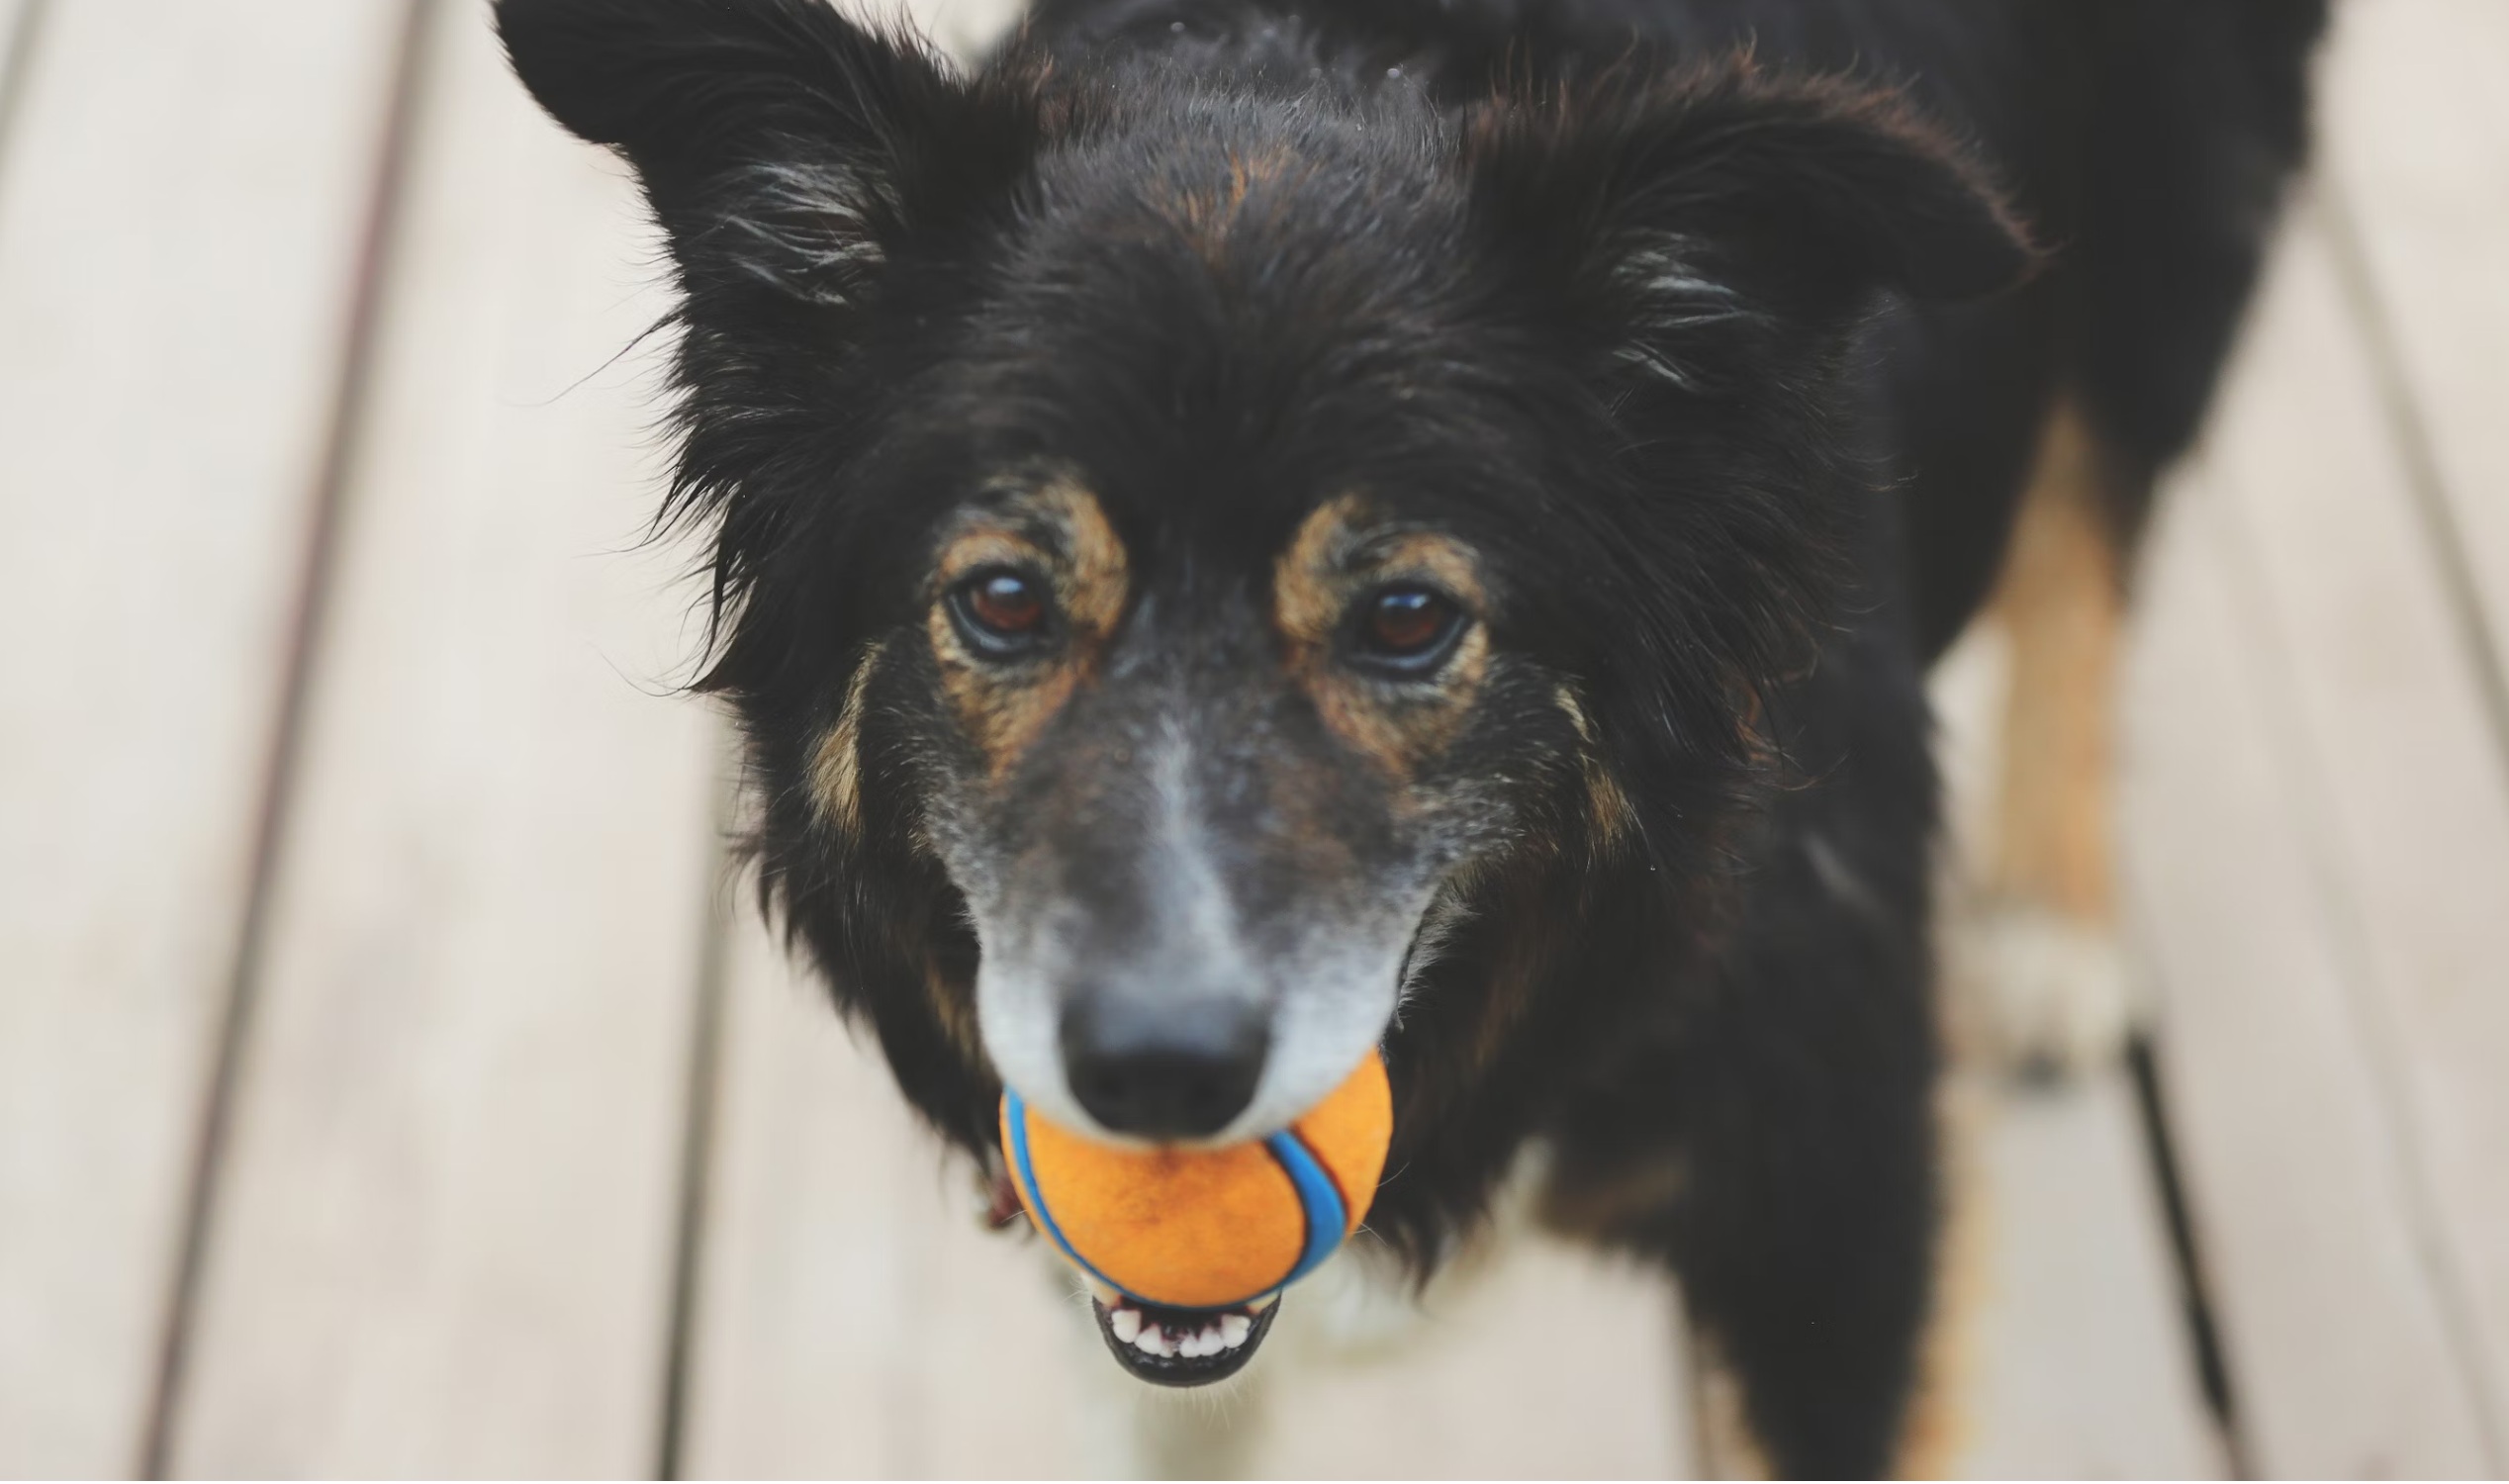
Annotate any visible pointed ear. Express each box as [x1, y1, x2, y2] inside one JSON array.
[[498, 0, 1032, 312], [1464, 63, 2038, 384]]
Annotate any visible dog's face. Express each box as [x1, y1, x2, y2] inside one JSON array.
[[500, 0, 2025, 1357], [911, 478, 1529, 1145]]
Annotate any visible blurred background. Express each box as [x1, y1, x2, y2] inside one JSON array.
[[3, 0, 2505, 1476]]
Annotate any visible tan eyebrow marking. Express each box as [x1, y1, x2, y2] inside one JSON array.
[[929, 478, 1128, 638], [1272, 495, 1494, 782], [1273, 493, 1371, 648], [926, 477, 1132, 785]]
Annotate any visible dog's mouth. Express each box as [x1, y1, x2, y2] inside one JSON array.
[[1089, 1285, 1282, 1386], [986, 1153, 1289, 1387]]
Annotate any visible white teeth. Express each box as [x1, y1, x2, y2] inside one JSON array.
[[1111, 1304, 1257, 1363]]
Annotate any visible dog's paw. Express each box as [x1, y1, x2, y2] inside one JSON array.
[[1944, 901, 2140, 1078]]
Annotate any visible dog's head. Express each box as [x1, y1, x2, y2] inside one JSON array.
[[500, 0, 2026, 1370]]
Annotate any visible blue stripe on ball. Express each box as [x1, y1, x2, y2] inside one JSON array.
[[1262, 1127, 1348, 1289], [1005, 1086, 1136, 1300]]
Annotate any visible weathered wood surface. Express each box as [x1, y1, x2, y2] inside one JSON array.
[[0, 0, 39, 122], [682, 914, 1093, 1478], [160, 2, 723, 1473], [1950, 1072, 2228, 1480], [2318, 0, 2509, 693], [0, 2, 412, 1472], [1254, 1239, 1696, 1480], [2312, 1, 2509, 1450], [1932, 629, 2231, 1480], [2206, 212, 2509, 1465], [2121, 218, 2502, 1473]]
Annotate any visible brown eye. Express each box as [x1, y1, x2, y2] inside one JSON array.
[[950, 569, 1053, 655], [1351, 585, 1465, 673]]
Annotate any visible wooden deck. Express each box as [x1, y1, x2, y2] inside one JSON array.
[[3, 0, 2504, 1475]]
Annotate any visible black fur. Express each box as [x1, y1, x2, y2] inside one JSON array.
[[497, 0, 2323, 1470]]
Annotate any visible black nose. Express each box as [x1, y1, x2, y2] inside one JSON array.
[[1060, 996, 1270, 1141]]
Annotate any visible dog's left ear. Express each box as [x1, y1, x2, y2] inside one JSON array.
[[499, 0, 1033, 314], [1464, 64, 2038, 378]]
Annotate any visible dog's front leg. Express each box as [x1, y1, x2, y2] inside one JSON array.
[[1543, 642, 1952, 1476], [1674, 812, 1951, 1479], [1949, 394, 2141, 1076]]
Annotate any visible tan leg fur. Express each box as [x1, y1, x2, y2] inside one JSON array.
[[1952, 394, 2141, 1074]]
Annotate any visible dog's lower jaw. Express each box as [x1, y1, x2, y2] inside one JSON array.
[[1090, 1288, 1283, 1387]]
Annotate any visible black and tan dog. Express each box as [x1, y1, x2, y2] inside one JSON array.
[[498, 0, 2325, 1472]]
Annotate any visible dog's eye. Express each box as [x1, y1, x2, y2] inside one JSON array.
[[949, 569, 1054, 655], [1349, 585, 1466, 674]]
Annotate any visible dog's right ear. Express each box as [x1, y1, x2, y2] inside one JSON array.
[[1462, 61, 2037, 390], [498, 0, 1031, 313]]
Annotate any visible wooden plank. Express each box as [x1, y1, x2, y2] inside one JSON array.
[[2121, 383, 2494, 1471], [2317, 0, 2509, 686], [1250, 1238, 1693, 1480], [158, 0, 723, 1472], [0, 0, 36, 117], [1946, 1072, 2227, 1480], [0, 3, 412, 1474], [2199, 208, 2509, 1458], [2314, 4, 2509, 1439], [682, 911, 1092, 1479], [1929, 628, 2228, 1479]]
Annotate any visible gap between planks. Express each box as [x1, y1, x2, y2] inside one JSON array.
[[657, 750, 747, 1482], [2209, 208, 2509, 1466], [2312, 0, 2509, 768], [141, 1, 442, 1473], [1932, 618, 2233, 1480], [0, 0, 48, 185], [2121, 214, 2504, 1472], [0, 1, 432, 1473], [158, 0, 724, 1468]]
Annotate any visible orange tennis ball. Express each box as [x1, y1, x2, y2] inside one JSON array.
[[1000, 1049, 1392, 1310]]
